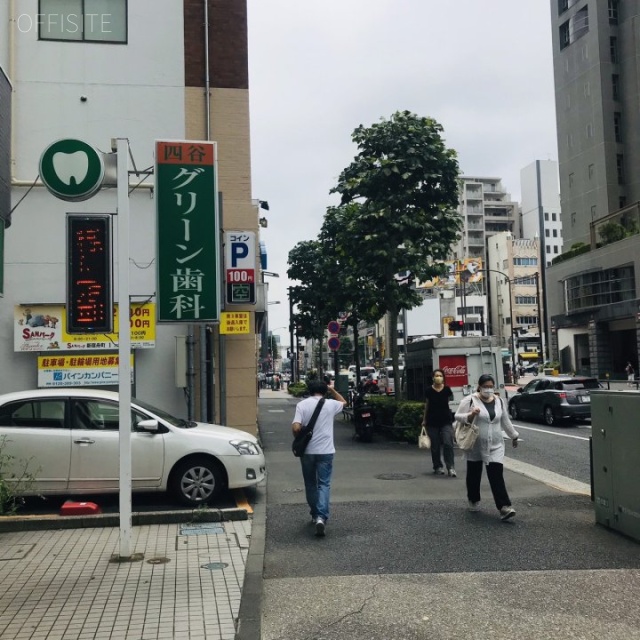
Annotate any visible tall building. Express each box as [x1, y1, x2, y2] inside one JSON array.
[[547, 0, 639, 376], [0, 1, 263, 432], [454, 176, 520, 265]]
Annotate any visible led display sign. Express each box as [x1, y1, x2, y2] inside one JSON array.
[[66, 215, 113, 333]]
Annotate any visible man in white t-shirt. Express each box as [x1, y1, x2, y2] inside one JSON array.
[[292, 380, 346, 536]]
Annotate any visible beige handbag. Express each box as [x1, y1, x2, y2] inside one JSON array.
[[418, 426, 431, 450], [454, 397, 480, 451]]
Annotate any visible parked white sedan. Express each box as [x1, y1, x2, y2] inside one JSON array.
[[0, 389, 265, 507]]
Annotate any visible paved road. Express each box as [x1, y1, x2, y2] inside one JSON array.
[[258, 391, 640, 640]]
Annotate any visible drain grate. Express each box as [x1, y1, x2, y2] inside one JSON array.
[[147, 557, 171, 565], [179, 523, 224, 536], [201, 562, 229, 570], [375, 473, 415, 480]]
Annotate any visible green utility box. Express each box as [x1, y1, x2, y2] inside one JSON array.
[[335, 374, 349, 396], [591, 390, 640, 542]]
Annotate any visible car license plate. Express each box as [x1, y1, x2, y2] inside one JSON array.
[[361, 412, 371, 418], [580, 395, 590, 403]]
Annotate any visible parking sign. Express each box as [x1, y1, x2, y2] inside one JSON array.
[[224, 231, 256, 304]]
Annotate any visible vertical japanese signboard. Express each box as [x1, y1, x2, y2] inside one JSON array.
[[156, 140, 219, 322], [224, 231, 256, 304]]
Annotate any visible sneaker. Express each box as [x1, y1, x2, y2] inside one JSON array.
[[468, 501, 480, 512], [315, 518, 326, 537], [434, 468, 446, 475], [500, 506, 516, 521], [448, 469, 457, 478]]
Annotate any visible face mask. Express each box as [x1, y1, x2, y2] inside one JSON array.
[[480, 388, 494, 398], [433, 376, 444, 383]]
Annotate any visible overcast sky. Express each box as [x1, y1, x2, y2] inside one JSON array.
[[247, 0, 558, 343]]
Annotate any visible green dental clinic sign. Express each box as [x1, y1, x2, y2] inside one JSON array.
[[155, 140, 220, 322], [39, 139, 105, 202]]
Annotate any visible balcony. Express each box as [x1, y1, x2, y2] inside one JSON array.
[[590, 201, 640, 250]]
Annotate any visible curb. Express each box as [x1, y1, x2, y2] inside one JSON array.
[[0, 507, 248, 533], [234, 479, 265, 640]]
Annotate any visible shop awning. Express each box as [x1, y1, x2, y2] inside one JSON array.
[[520, 352, 540, 360]]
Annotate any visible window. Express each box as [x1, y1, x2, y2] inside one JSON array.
[[586, 123, 593, 138], [545, 229, 550, 237], [560, 21, 571, 50], [39, 0, 127, 43], [612, 74, 620, 100], [554, 246, 559, 254], [614, 112, 622, 142], [571, 212, 577, 225], [569, 173, 574, 187], [619, 196, 627, 208], [609, 0, 619, 24], [515, 296, 537, 305], [546, 245, 551, 254], [0, 399, 66, 428], [565, 266, 636, 313], [617, 154, 625, 184], [610, 37, 618, 63], [552, 213, 557, 221], [553, 229, 558, 237], [584, 82, 590, 97], [588, 163, 595, 180], [591, 205, 597, 220], [514, 257, 538, 266], [544, 212, 549, 221]]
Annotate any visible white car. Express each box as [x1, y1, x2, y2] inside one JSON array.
[[0, 389, 265, 507]]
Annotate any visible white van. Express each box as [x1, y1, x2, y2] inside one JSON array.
[[378, 366, 404, 395]]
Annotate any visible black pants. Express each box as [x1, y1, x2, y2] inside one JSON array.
[[427, 424, 455, 471], [466, 460, 511, 510]]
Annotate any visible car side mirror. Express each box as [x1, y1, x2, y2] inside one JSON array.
[[517, 387, 524, 393], [137, 419, 159, 432]]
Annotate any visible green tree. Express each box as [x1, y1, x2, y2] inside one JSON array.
[[331, 111, 462, 396]]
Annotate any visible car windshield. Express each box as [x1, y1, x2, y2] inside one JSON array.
[[133, 397, 196, 428]]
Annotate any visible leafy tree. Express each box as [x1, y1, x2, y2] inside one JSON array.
[[331, 111, 462, 395]]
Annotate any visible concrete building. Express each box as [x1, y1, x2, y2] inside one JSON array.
[[453, 176, 520, 265], [547, 0, 640, 377], [0, 63, 9, 298], [487, 233, 544, 363], [0, 0, 263, 432]]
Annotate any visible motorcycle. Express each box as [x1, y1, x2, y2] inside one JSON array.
[[352, 388, 375, 442]]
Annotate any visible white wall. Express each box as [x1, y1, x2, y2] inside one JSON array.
[[1, 1, 193, 416]]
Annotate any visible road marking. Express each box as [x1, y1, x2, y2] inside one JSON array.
[[512, 424, 590, 441], [268, 409, 286, 413], [503, 457, 591, 496], [233, 489, 253, 514]]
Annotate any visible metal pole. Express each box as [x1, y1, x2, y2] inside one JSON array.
[[508, 276, 516, 384], [535, 272, 544, 363], [116, 138, 133, 559]]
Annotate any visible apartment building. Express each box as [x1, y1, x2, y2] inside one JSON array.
[[453, 176, 520, 265], [0, 0, 262, 432], [547, 0, 640, 376]]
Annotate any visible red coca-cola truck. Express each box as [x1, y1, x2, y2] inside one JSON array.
[[404, 336, 505, 406]]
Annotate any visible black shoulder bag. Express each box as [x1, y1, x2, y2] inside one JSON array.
[[292, 398, 325, 457]]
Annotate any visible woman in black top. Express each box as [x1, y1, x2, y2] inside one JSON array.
[[421, 369, 456, 476]]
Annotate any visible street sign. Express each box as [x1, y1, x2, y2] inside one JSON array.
[[40, 139, 105, 202], [224, 231, 256, 304], [328, 336, 340, 351], [327, 320, 340, 334], [156, 140, 220, 322]]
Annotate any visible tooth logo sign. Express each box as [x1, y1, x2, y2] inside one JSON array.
[[40, 139, 105, 202]]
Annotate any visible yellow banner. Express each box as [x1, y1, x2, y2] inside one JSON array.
[[14, 303, 156, 352], [220, 311, 251, 334]]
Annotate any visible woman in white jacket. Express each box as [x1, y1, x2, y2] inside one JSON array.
[[454, 373, 520, 521]]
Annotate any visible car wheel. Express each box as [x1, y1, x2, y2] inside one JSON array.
[[509, 402, 519, 420], [543, 405, 555, 426], [171, 457, 225, 507]]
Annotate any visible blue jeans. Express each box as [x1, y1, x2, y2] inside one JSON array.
[[300, 453, 334, 522]]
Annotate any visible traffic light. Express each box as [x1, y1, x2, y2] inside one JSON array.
[[66, 215, 113, 334], [448, 320, 464, 332]]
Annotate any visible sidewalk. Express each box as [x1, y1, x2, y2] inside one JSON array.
[[0, 512, 252, 640]]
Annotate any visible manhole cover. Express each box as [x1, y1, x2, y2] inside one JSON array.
[[0, 544, 35, 561], [147, 557, 170, 565], [375, 473, 415, 480], [201, 562, 229, 570]]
